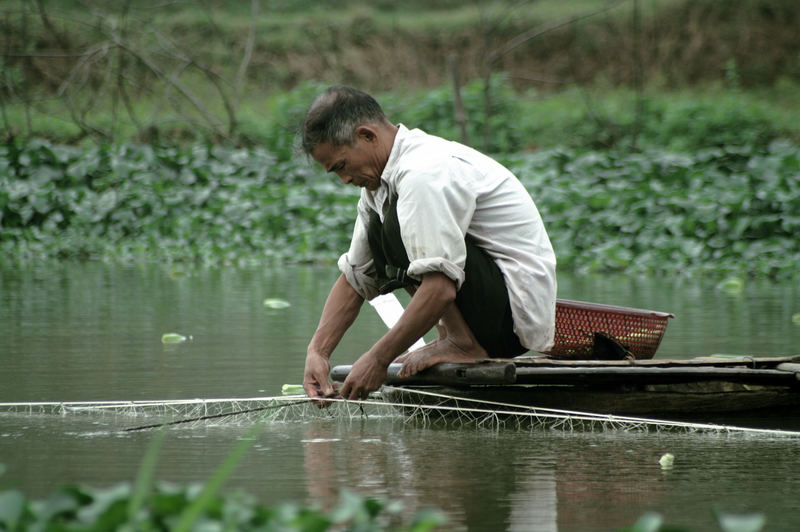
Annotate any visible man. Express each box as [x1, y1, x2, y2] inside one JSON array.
[[301, 86, 556, 401]]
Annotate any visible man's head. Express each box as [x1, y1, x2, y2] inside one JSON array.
[[302, 86, 397, 191], [301, 86, 388, 154]]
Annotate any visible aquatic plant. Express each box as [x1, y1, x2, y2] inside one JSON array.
[[1, 137, 798, 278], [505, 140, 800, 279]]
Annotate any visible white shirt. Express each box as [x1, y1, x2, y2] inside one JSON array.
[[338, 125, 557, 352]]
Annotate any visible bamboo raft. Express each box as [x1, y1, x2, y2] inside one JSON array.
[[331, 298, 799, 429]]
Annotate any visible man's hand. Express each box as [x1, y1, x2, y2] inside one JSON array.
[[303, 351, 337, 400], [337, 272, 456, 400], [339, 352, 389, 400], [303, 274, 364, 403]]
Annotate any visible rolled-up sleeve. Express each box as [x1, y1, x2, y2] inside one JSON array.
[[337, 203, 380, 300], [395, 167, 476, 290]]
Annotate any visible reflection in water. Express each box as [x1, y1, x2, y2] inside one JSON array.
[[299, 418, 562, 531], [507, 467, 557, 532], [1, 263, 800, 531], [1, 400, 800, 531], [295, 416, 800, 532]]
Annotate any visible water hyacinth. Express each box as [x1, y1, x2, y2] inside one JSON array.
[[263, 298, 291, 309], [658, 453, 675, 470], [161, 333, 189, 344], [281, 384, 305, 395], [716, 277, 744, 295], [2, 138, 799, 279]]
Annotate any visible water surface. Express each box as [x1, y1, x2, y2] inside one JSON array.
[[1, 264, 799, 531]]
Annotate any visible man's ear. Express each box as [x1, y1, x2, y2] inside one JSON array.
[[355, 125, 377, 143]]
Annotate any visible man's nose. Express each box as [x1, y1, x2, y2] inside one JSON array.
[[338, 172, 352, 184]]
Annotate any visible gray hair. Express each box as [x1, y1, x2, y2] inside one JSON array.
[[301, 86, 388, 155]]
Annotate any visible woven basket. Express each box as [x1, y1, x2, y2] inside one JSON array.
[[543, 299, 674, 360]]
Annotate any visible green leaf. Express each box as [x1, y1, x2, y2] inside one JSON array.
[[33, 485, 88, 523], [629, 512, 664, 532], [715, 511, 767, 532], [716, 277, 744, 296], [161, 333, 188, 344], [77, 486, 130, 529], [405, 507, 449, 532], [171, 424, 262, 532], [128, 429, 167, 522], [263, 298, 291, 309], [0, 491, 26, 529]]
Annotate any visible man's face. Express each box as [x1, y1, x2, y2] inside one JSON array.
[[311, 129, 385, 191]]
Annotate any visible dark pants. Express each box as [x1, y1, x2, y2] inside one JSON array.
[[366, 198, 526, 357]]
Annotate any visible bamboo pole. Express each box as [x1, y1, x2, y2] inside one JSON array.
[[330, 361, 516, 386]]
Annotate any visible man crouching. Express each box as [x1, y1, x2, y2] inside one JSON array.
[[301, 86, 557, 401]]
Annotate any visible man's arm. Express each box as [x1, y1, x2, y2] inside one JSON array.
[[339, 272, 455, 400], [304, 273, 364, 398]]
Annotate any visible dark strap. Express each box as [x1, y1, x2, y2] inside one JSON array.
[[378, 265, 421, 295]]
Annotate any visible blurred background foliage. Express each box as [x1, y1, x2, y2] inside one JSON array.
[[1, 0, 799, 277], [2, 0, 799, 147]]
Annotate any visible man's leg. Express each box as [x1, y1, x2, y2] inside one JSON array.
[[394, 297, 487, 376], [395, 237, 526, 376], [454, 236, 527, 356], [372, 198, 525, 375]]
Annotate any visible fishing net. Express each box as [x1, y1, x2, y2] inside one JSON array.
[[377, 387, 800, 437], [2, 391, 799, 438], [0, 397, 396, 429]]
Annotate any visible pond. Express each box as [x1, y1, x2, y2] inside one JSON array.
[[1, 263, 799, 531]]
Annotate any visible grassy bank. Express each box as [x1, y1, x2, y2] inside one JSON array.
[[2, 0, 799, 146], [4, 0, 798, 91], [4, 76, 800, 152]]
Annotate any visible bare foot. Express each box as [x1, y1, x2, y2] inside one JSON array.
[[394, 302, 484, 375], [397, 336, 487, 378], [391, 320, 447, 365]]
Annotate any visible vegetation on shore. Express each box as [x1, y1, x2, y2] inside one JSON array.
[[2, 88, 798, 279], [2, 0, 799, 146], [1, 1, 799, 279]]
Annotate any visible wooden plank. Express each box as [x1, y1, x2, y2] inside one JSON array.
[[511, 354, 800, 369], [331, 356, 800, 388], [513, 365, 799, 386]]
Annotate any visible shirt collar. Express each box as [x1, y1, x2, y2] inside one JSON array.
[[380, 123, 409, 184], [362, 124, 409, 217]]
